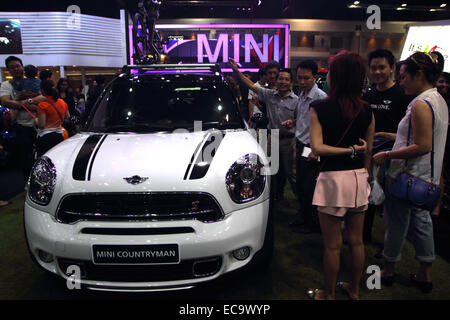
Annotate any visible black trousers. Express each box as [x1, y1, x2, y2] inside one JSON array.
[[16, 125, 37, 181], [296, 141, 320, 226], [36, 132, 64, 159]]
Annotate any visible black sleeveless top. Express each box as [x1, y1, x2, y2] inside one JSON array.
[[311, 98, 373, 172]]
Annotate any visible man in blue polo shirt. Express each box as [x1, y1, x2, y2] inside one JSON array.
[[282, 60, 327, 233], [229, 58, 298, 201]]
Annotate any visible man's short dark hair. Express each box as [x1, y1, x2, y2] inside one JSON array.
[[266, 60, 280, 72], [258, 67, 266, 79], [95, 76, 105, 85], [24, 65, 38, 78], [443, 72, 450, 82], [39, 69, 53, 81], [5, 56, 23, 68], [279, 68, 294, 82], [368, 49, 395, 67], [296, 60, 319, 75]]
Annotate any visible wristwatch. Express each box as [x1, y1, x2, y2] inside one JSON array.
[[27, 98, 33, 104]]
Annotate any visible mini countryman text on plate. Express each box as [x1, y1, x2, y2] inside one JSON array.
[[92, 244, 180, 265]]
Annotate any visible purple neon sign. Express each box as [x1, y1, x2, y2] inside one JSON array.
[[128, 23, 289, 71]]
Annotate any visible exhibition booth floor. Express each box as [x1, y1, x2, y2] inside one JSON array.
[[2, 186, 450, 300]]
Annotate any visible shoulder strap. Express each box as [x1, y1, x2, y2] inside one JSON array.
[[45, 100, 64, 123], [405, 100, 435, 183]]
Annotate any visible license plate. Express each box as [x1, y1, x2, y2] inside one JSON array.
[[92, 244, 180, 265]]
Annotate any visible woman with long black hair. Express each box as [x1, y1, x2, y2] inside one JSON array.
[[307, 50, 375, 300]]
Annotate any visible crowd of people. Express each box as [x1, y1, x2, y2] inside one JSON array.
[[229, 48, 449, 300], [0, 48, 449, 299], [0, 56, 106, 183]]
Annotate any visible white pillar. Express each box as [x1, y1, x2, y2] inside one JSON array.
[[81, 68, 86, 88], [60, 66, 65, 78], [0, 69, 3, 83]]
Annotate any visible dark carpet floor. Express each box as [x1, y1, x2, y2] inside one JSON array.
[[1, 185, 450, 300]]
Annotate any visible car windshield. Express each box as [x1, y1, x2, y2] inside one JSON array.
[[85, 75, 245, 133]]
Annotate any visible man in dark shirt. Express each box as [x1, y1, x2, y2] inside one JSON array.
[[363, 49, 413, 243], [86, 76, 105, 117]]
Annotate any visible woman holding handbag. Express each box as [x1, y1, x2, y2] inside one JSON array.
[[35, 80, 69, 158], [373, 52, 448, 293], [307, 51, 375, 300]]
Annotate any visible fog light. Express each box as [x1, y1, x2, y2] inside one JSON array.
[[38, 249, 54, 263], [232, 247, 251, 261]]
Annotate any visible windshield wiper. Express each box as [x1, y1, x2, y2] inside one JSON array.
[[104, 124, 175, 133]]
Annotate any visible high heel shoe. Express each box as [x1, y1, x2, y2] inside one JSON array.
[[336, 282, 358, 300]]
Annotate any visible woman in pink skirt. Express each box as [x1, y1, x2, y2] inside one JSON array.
[[307, 51, 375, 300]]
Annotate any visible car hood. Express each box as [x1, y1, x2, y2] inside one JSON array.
[[68, 132, 215, 185], [38, 130, 270, 214], [49, 129, 265, 190]]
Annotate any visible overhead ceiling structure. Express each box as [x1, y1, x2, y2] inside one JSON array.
[[0, 0, 448, 20], [158, 0, 450, 20]]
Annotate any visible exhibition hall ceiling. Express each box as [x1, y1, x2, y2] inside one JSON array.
[[1, 0, 449, 20]]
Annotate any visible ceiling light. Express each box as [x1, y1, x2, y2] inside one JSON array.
[[441, 3, 447, 7], [430, 8, 437, 11], [353, 1, 360, 4], [396, 7, 405, 10], [401, 3, 407, 7]]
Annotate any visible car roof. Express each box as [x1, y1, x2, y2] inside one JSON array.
[[119, 64, 226, 83], [117, 73, 226, 85]]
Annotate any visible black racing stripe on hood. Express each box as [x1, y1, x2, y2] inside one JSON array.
[[72, 135, 103, 181], [189, 132, 225, 180], [183, 133, 209, 180], [87, 134, 108, 181]]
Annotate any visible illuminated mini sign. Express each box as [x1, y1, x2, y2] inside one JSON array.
[[129, 24, 289, 71], [196, 33, 279, 64]]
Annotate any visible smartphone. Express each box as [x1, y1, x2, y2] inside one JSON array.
[[301, 146, 312, 158], [301, 146, 320, 162]]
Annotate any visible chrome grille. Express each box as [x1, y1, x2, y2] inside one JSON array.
[[56, 193, 223, 224]]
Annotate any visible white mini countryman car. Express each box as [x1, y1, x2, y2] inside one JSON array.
[[24, 64, 274, 292]]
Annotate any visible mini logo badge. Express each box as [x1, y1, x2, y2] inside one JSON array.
[[124, 175, 149, 185]]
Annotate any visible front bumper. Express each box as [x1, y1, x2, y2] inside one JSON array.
[[24, 198, 270, 291]]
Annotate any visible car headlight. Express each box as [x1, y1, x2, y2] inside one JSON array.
[[226, 154, 267, 204], [28, 156, 57, 206]]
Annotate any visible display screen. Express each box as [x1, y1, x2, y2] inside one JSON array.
[[0, 19, 23, 54], [400, 24, 450, 73], [129, 24, 289, 72]]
